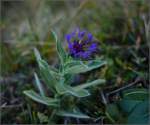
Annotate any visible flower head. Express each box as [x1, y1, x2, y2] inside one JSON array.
[[65, 29, 98, 59]]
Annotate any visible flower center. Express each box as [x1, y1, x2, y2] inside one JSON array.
[[73, 42, 83, 53]]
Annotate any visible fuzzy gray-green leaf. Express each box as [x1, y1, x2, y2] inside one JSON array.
[[34, 72, 45, 97], [38, 60, 58, 92], [65, 60, 106, 74], [55, 82, 90, 97], [74, 79, 106, 90], [34, 48, 42, 61], [23, 90, 59, 107], [51, 30, 66, 63]]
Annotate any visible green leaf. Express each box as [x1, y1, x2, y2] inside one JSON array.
[[65, 62, 87, 74], [34, 48, 42, 61], [39, 60, 59, 77], [56, 108, 90, 119], [34, 48, 59, 76], [118, 99, 142, 114], [127, 101, 149, 124], [51, 30, 66, 63], [38, 60, 58, 92], [55, 78, 105, 97], [122, 88, 148, 101], [65, 59, 106, 74], [34, 48, 60, 92], [23, 90, 59, 107], [66, 87, 90, 98], [118, 88, 149, 114], [55, 82, 90, 97], [74, 79, 105, 90], [55, 79, 90, 98], [64, 60, 84, 68], [64, 74, 74, 85], [55, 80, 66, 94], [34, 73, 45, 97]]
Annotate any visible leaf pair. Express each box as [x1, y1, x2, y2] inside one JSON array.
[[55, 82, 90, 98], [24, 48, 60, 107], [55, 78, 105, 98], [34, 48, 59, 93]]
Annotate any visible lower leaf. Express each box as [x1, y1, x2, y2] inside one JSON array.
[[23, 90, 59, 107]]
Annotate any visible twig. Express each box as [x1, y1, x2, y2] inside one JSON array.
[[100, 90, 107, 105], [0, 103, 23, 109], [106, 77, 144, 98]]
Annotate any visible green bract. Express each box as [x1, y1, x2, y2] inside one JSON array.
[[23, 31, 106, 120]]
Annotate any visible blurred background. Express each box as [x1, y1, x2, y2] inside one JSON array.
[[0, 0, 149, 124]]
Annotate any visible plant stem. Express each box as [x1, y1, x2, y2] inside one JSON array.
[[106, 77, 142, 96], [49, 109, 56, 122], [105, 112, 115, 123]]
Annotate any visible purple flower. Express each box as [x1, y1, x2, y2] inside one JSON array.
[[65, 29, 98, 59]]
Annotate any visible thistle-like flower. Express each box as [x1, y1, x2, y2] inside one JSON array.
[[65, 29, 98, 59]]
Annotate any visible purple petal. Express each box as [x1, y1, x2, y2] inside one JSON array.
[[87, 33, 93, 42], [78, 30, 86, 39], [81, 51, 91, 59], [65, 34, 71, 43], [88, 43, 97, 52]]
